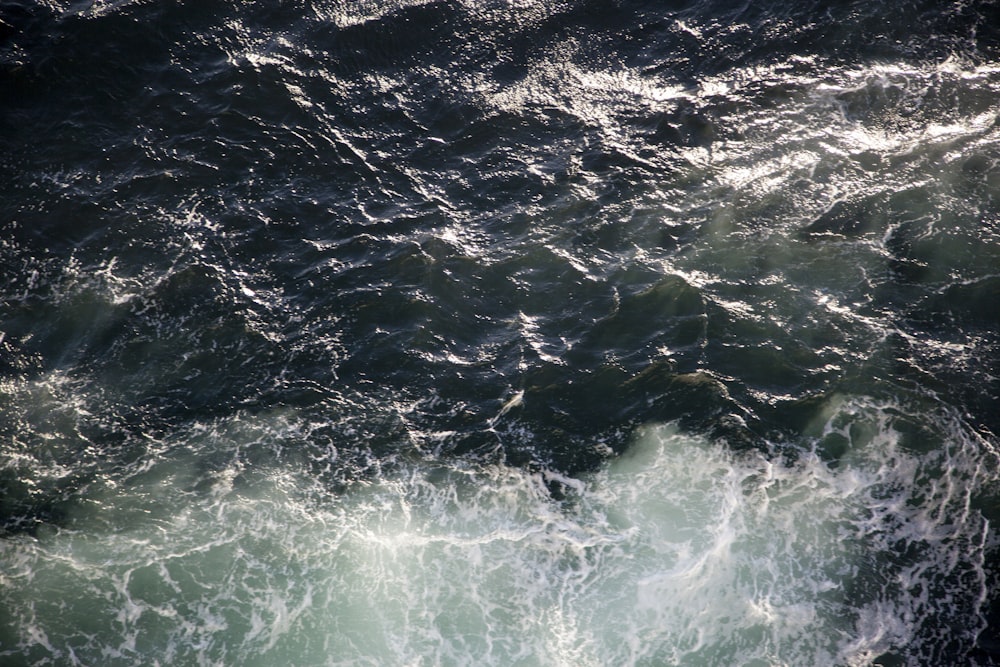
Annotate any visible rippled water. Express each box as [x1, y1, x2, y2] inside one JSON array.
[[2, 0, 1000, 665]]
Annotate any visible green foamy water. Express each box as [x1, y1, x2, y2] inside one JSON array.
[[2, 401, 992, 666]]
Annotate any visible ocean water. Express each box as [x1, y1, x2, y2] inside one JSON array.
[[1, 0, 999, 665]]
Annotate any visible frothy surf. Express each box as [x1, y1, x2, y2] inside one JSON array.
[[2, 398, 992, 666]]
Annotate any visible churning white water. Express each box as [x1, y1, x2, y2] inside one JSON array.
[[1, 396, 992, 666]]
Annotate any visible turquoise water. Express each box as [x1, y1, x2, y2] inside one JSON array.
[[3, 409, 991, 665]]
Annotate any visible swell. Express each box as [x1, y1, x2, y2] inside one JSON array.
[[1, 1, 999, 663]]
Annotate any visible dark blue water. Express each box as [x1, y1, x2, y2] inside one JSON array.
[[2, 1, 1000, 664]]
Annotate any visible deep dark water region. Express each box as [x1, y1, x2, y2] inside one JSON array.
[[2, 0, 1000, 664]]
